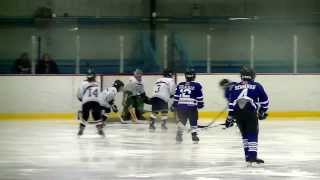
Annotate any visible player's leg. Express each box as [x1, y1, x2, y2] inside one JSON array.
[[101, 107, 111, 127], [160, 111, 169, 130], [235, 111, 249, 161], [236, 109, 262, 164], [245, 112, 262, 164], [176, 109, 188, 143], [126, 96, 138, 122], [91, 102, 104, 137], [78, 103, 90, 136], [149, 97, 158, 130], [159, 98, 169, 130], [149, 112, 157, 130], [135, 95, 145, 120], [121, 96, 132, 121], [188, 109, 199, 143]]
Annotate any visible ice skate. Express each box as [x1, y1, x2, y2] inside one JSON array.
[[161, 122, 168, 130], [191, 132, 200, 144], [77, 125, 85, 136], [149, 119, 156, 130], [96, 124, 105, 137], [246, 158, 264, 166], [98, 129, 105, 137], [149, 122, 156, 130]]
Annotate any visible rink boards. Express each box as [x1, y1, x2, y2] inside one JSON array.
[[0, 74, 319, 120]]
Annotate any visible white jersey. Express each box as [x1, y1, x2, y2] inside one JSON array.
[[77, 81, 100, 104], [151, 77, 176, 102], [124, 77, 145, 96], [99, 87, 117, 108]]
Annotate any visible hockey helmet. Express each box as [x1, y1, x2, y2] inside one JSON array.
[[240, 66, 256, 81], [163, 69, 173, 78], [184, 69, 196, 82], [86, 68, 96, 81], [112, 80, 124, 91], [134, 68, 143, 81], [219, 79, 231, 88]]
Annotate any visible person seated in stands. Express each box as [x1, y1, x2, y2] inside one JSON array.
[[12, 52, 31, 74], [36, 53, 59, 74]]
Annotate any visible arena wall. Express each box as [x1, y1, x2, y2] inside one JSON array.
[[0, 74, 319, 120]]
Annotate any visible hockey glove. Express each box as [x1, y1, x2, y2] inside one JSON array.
[[141, 93, 151, 105], [258, 112, 268, 120], [108, 99, 114, 105], [111, 105, 118, 113], [225, 116, 234, 128], [170, 101, 177, 112], [101, 106, 111, 114], [170, 105, 176, 112], [197, 103, 204, 109]]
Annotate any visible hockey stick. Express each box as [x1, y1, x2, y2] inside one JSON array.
[[116, 111, 148, 124], [116, 112, 130, 124], [197, 107, 228, 128]]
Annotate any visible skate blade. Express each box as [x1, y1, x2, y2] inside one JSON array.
[[193, 141, 199, 144], [246, 162, 264, 167]]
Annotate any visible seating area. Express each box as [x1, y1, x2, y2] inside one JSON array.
[[1, 58, 319, 74]]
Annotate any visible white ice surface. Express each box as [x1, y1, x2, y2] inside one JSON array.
[[0, 120, 319, 180]]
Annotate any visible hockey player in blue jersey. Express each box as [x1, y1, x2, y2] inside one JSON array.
[[173, 69, 204, 143], [225, 66, 269, 164]]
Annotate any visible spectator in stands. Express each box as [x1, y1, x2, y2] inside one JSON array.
[[12, 52, 31, 74], [36, 53, 59, 74]]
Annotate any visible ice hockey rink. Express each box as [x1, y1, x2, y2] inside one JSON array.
[[0, 119, 319, 180]]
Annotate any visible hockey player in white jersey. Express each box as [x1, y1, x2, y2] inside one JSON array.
[[100, 80, 124, 124], [149, 69, 176, 130], [77, 69, 103, 136]]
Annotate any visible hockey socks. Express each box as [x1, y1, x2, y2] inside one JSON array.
[[243, 133, 262, 163], [161, 115, 168, 130], [149, 113, 156, 130]]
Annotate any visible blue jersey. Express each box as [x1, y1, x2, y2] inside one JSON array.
[[173, 81, 204, 110], [228, 80, 269, 114]]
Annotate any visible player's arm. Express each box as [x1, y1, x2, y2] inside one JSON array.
[[169, 79, 176, 98], [77, 86, 83, 102], [225, 87, 236, 128], [171, 84, 181, 111], [257, 83, 269, 120], [122, 81, 134, 106], [108, 91, 119, 113], [196, 83, 204, 109]]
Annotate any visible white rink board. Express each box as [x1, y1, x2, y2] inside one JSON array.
[[0, 74, 319, 114]]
